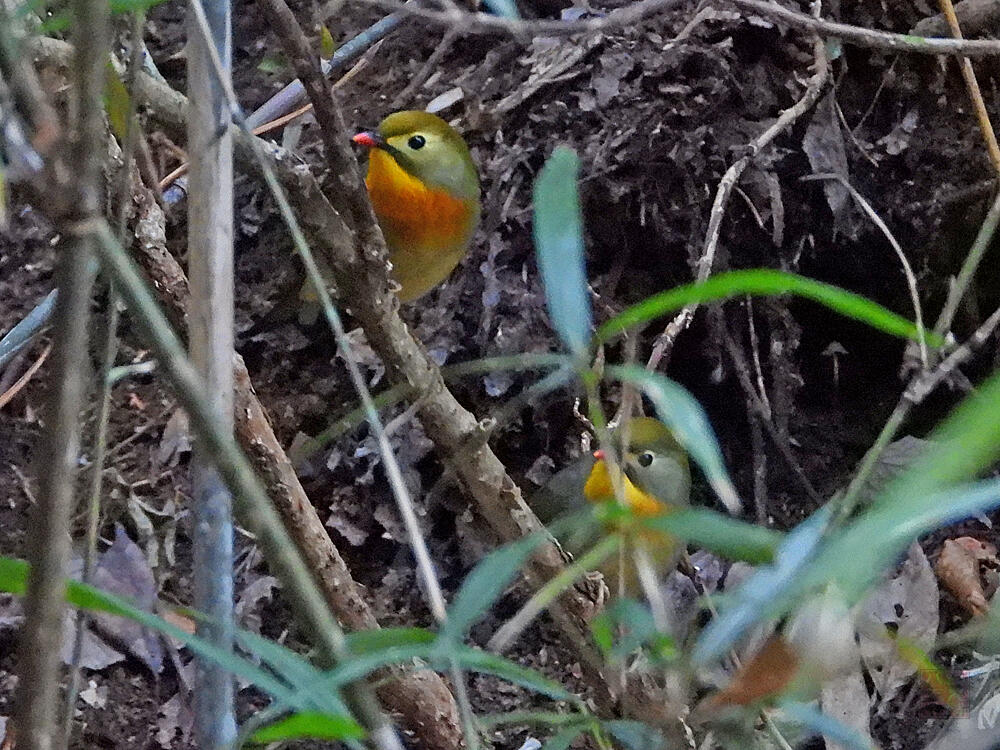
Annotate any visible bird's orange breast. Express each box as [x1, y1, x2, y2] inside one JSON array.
[[365, 149, 477, 256]]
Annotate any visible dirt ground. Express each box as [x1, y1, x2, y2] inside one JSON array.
[[2, 0, 1000, 747]]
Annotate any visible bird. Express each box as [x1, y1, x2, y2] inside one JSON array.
[[531, 417, 692, 593], [300, 110, 481, 311]]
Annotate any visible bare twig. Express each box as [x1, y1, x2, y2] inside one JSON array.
[[906, 303, 1000, 405], [13, 0, 108, 745], [647, 19, 830, 370], [936, 0, 1000, 174], [836, 188, 1000, 521], [0, 343, 51, 411], [391, 27, 459, 109]]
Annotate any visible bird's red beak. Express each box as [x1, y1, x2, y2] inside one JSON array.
[[352, 131, 382, 149], [593, 449, 605, 461]]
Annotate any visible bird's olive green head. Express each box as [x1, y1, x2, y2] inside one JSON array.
[[365, 110, 480, 201], [616, 417, 690, 507], [530, 418, 690, 524]]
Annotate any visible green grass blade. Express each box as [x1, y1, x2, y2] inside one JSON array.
[[250, 712, 365, 743], [596, 269, 941, 346], [641, 508, 782, 563]]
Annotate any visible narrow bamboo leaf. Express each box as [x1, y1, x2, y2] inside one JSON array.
[[346, 627, 436, 655], [596, 269, 941, 346], [109, 0, 170, 12], [439, 532, 549, 644], [877, 368, 1000, 511], [234, 629, 347, 715], [893, 635, 963, 713], [321, 644, 435, 688], [779, 702, 877, 750], [805, 478, 1000, 602], [250, 712, 365, 743], [611, 365, 741, 514], [533, 146, 591, 355], [641, 508, 781, 563], [445, 646, 573, 701]]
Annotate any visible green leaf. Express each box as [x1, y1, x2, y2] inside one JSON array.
[[319, 24, 336, 59], [445, 646, 574, 701], [439, 532, 548, 644], [596, 269, 941, 347], [481, 0, 521, 19], [257, 54, 287, 74], [641, 508, 782, 564], [346, 627, 436, 655], [109, 0, 169, 12], [233, 629, 347, 715], [610, 365, 741, 514], [533, 146, 591, 355], [322, 644, 435, 688], [806, 477, 1000, 602], [250, 712, 365, 743]]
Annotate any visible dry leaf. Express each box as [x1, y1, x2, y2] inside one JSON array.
[[934, 536, 999, 617], [703, 635, 800, 709]]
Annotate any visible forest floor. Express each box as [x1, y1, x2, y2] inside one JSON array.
[[2, 0, 1000, 747]]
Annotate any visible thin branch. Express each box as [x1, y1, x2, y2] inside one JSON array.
[[728, 0, 1000, 57], [0, 343, 51, 411], [14, 0, 108, 746], [130, 170, 463, 748]]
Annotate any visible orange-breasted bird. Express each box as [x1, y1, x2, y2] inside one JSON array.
[[300, 110, 480, 310], [531, 417, 692, 592]]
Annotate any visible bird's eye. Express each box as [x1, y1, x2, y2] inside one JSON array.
[[408, 134, 426, 150], [637, 451, 654, 467]]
